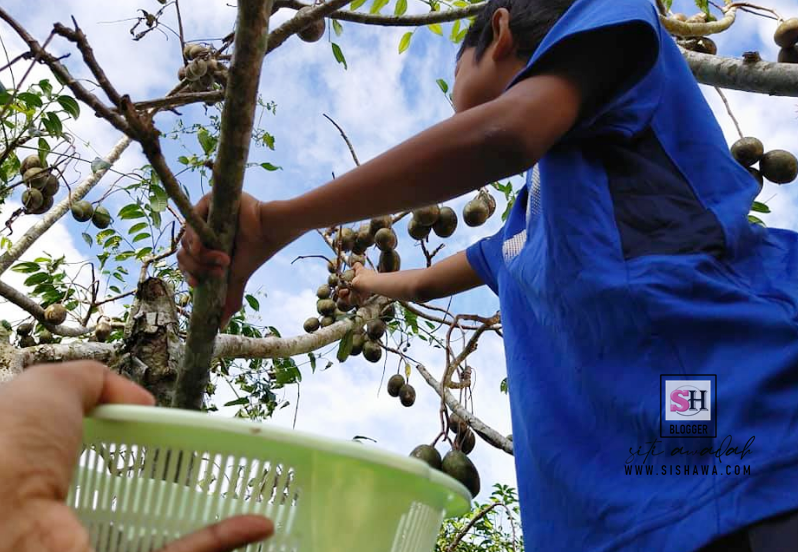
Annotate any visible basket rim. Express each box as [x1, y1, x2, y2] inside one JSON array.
[[85, 404, 472, 517]]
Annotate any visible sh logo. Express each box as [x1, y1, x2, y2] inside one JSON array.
[[665, 380, 711, 422]]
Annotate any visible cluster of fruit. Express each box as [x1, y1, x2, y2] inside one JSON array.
[[463, 190, 496, 228], [70, 199, 111, 229], [730, 137, 798, 190], [19, 155, 59, 215], [386, 373, 416, 407], [15, 321, 54, 348], [408, 413, 480, 496], [775, 18, 798, 64], [407, 205, 458, 240], [670, 13, 718, 55], [296, 6, 326, 43], [179, 43, 229, 92]]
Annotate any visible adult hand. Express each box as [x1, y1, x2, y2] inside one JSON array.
[[0, 361, 273, 552], [177, 193, 300, 327]]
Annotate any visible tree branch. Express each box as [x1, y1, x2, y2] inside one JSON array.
[[0, 280, 94, 336], [659, 8, 737, 37], [684, 48, 798, 96], [132, 90, 225, 111], [0, 136, 131, 277], [18, 341, 118, 367], [266, 0, 354, 55], [273, 0, 483, 28], [416, 362, 513, 455], [445, 503, 502, 552], [174, 0, 276, 410]]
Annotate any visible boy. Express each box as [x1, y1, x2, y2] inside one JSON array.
[[179, 0, 798, 549]]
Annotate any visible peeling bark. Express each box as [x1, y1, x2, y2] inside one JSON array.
[[684, 48, 798, 97]]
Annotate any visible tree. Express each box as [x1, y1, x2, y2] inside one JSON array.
[[0, 0, 796, 549]]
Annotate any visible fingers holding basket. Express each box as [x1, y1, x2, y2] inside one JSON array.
[[158, 515, 274, 552]]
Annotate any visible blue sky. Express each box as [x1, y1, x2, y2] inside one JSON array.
[[1, 0, 797, 514]]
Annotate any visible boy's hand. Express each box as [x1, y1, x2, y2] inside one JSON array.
[[338, 262, 376, 307], [177, 194, 299, 327]]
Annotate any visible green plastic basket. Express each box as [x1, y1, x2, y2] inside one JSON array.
[[67, 405, 471, 552]]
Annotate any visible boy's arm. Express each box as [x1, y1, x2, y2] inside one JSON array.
[[342, 251, 484, 304]]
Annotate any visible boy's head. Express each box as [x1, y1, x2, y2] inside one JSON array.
[[452, 0, 577, 113]]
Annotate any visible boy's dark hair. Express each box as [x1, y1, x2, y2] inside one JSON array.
[[457, 0, 578, 62]]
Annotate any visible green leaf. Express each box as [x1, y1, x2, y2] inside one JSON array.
[[11, 262, 40, 274], [197, 128, 216, 155], [43, 112, 63, 137], [450, 19, 461, 41], [118, 204, 145, 220], [224, 397, 249, 407], [178, 155, 190, 165], [128, 222, 149, 234], [369, 0, 389, 14], [394, 0, 407, 16], [24, 272, 50, 286], [436, 79, 449, 94], [136, 247, 152, 259], [332, 19, 344, 37], [500, 377, 508, 394], [132, 232, 150, 243], [81, 232, 93, 246], [260, 162, 281, 172], [336, 329, 354, 362], [115, 251, 136, 261], [38, 79, 52, 97], [18, 92, 43, 109], [150, 184, 168, 212], [309, 352, 317, 373], [694, 0, 710, 16], [109, 286, 121, 294], [331, 43, 348, 70], [751, 201, 771, 214], [664, 0, 673, 9], [262, 132, 275, 150], [748, 214, 765, 226], [96, 229, 116, 245], [398, 31, 413, 54], [245, 294, 260, 311], [91, 157, 111, 173], [57, 95, 80, 119], [37, 138, 50, 167], [350, 0, 367, 10], [427, 23, 443, 36]]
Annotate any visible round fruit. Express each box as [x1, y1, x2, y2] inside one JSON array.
[[774, 18, 798, 49], [362, 340, 382, 363], [760, 150, 798, 184], [448, 412, 468, 436], [304, 317, 320, 333], [351, 332, 366, 356], [378, 250, 401, 273], [327, 274, 339, 287], [92, 206, 112, 229], [693, 37, 717, 55], [23, 168, 48, 190], [42, 174, 59, 196], [178, 66, 187, 80], [17, 322, 33, 336], [185, 59, 208, 81], [433, 206, 458, 238], [387, 374, 405, 397], [316, 285, 331, 299], [297, 7, 326, 43], [320, 316, 335, 327], [347, 253, 366, 267], [442, 450, 480, 496], [95, 320, 112, 342], [317, 298, 337, 316], [366, 318, 386, 340], [731, 137, 764, 167], [399, 383, 416, 407], [22, 188, 44, 212], [356, 223, 375, 249], [779, 46, 798, 63], [380, 302, 396, 322], [412, 205, 440, 226], [44, 303, 67, 325], [407, 217, 431, 240], [748, 167, 764, 192], [369, 215, 392, 235], [410, 444, 442, 470], [37, 329, 54, 344], [71, 200, 94, 222], [482, 192, 496, 217], [463, 199, 489, 227], [20, 154, 42, 174], [455, 427, 476, 455], [184, 43, 208, 60], [341, 269, 356, 283], [375, 228, 397, 251], [337, 227, 356, 252], [327, 259, 337, 273], [30, 194, 53, 215], [19, 335, 36, 348], [336, 298, 355, 312]]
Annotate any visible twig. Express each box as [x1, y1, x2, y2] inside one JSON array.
[[131, 90, 225, 111], [323, 113, 359, 166], [715, 86, 744, 140], [445, 503, 501, 552]]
